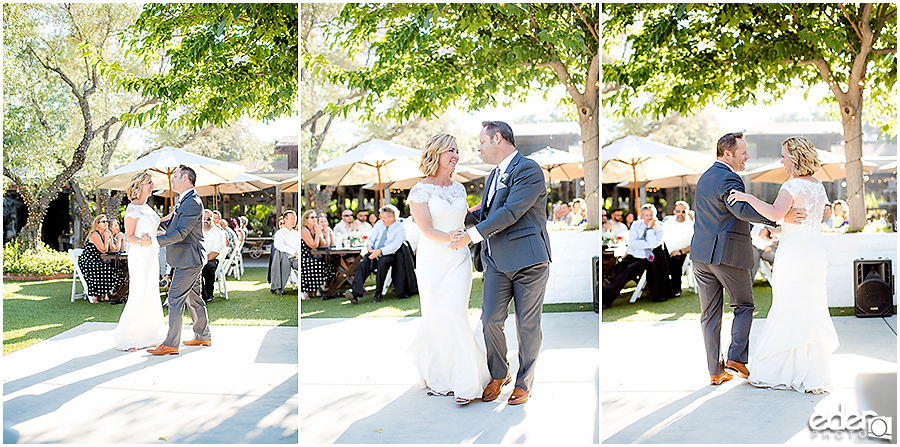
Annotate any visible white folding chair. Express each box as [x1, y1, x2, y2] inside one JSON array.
[[213, 253, 229, 300], [757, 259, 774, 287], [682, 257, 699, 294], [69, 249, 89, 302], [629, 271, 648, 303], [226, 239, 244, 280]]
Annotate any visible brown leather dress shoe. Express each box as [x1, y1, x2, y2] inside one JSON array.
[[147, 344, 179, 356], [710, 371, 733, 385], [482, 374, 511, 401], [508, 387, 531, 405], [725, 360, 749, 379], [182, 339, 211, 347]]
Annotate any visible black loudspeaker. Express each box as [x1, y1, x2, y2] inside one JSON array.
[[854, 259, 894, 318]]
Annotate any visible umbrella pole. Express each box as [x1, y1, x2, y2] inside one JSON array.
[[377, 167, 384, 208], [632, 165, 639, 211]]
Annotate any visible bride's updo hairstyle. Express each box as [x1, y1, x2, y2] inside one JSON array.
[[419, 133, 457, 177], [127, 171, 153, 201], [782, 136, 821, 177]]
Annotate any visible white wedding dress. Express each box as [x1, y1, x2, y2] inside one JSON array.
[[749, 178, 840, 393], [113, 203, 165, 351], [406, 181, 490, 400]]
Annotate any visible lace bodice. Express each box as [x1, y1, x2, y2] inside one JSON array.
[[124, 203, 161, 247], [781, 178, 827, 232], [408, 181, 467, 232]]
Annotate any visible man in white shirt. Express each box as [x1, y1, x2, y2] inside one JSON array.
[[333, 209, 356, 238], [610, 209, 629, 237], [270, 210, 299, 296], [345, 205, 405, 304], [200, 209, 226, 302], [662, 201, 694, 297], [355, 209, 374, 237]]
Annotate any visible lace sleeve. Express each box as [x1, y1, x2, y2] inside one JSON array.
[[408, 183, 430, 204], [453, 182, 467, 202], [124, 204, 143, 219], [779, 179, 798, 199]]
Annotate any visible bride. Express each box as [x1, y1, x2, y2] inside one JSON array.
[[406, 133, 490, 405], [727, 136, 840, 393], [113, 171, 167, 351]]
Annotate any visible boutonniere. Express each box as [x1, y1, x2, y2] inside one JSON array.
[[500, 173, 509, 184]]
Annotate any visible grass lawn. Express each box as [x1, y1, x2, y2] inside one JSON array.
[[301, 271, 596, 319], [601, 277, 867, 322], [3, 267, 297, 355]]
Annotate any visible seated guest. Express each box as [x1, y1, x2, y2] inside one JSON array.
[[821, 202, 834, 229], [274, 210, 303, 297], [609, 209, 629, 236], [229, 218, 244, 243], [333, 209, 356, 238], [662, 201, 694, 297], [317, 213, 336, 247], [558, 202, 573, 224], [78, 214, 125, 304], [345, 205, 406, 304], [367, 211, 379, 228], [751, 223, 777, 276], [108, 218, 127, 251], [625, 211, 636, 228], [571, 198, 587, 226], [238, 216, 250, 239], [832, 199, 849, 229], [602, 204, 663, 308], [200, 209, 226, 303], [355, 209, 374, 237]]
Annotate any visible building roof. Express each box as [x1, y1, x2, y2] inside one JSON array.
[[275, 135, 298, 147], [512, 121, 581, 137], [745, 121, 842, 136]]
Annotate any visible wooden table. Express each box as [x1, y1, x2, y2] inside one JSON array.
[[100, 251, 129, 302], [310, 246, 366, 296]]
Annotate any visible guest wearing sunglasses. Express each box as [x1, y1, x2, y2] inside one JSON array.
[[78, 214, 126, 304], [662, 201, 694, 297]]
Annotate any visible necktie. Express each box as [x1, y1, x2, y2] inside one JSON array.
[[487, 167, 500, 206]]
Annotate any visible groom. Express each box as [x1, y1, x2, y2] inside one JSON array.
[[148, 165, 212, 355], [451, 121, 551, 405], [691, 132, 801, 384]]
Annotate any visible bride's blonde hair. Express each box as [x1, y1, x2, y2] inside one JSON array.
[[127, 171, 153, 200], [419, 133, 457, 177], [782, 136, 821, 177]]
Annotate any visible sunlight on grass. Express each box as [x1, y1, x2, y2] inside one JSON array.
[[360, 307, 420, 318], [4, 323, 63, 339], [212, 318, 289, 326]]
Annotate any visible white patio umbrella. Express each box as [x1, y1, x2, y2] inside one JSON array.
[[526, 146, 585, 182], [747, 149, 878, 183], [155, 172, 279, 208], [97, 146, 246, 212], [279, 179, 298, 193], [364, 164, 490, 190], [602, 135, 715, 207], [304, 139, 423, 207], [878, 161, 897, 173]]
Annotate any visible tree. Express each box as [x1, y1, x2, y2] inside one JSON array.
[[603, 3, 897, 231], [3, 3, 155, 249], [122, 3, 298, 131], [320, 3, 600, 227]]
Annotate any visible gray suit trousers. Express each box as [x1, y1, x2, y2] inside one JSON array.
[[481, 255, 550, 392], [163, 265, 210, 347], [693, 260, 755, 375]]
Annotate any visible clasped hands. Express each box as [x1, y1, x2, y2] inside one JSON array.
[[135, 233, 152, 247], [447, 229, 471, 250]]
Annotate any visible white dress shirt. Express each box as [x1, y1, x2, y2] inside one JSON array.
[[467, 150, 519, 244], [202, 225, 226, 261], [662, 216, 694, 253], [274, 226, 299, 257]]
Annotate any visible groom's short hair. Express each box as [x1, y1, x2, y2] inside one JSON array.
[[177, 164, 197, 186], [482, 121, 516, 147], [716, 132, 744, 157]]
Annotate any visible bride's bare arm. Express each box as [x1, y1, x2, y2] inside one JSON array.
[[124, 216, 151, 247], [409, 201, 453, 244], [728, 189, 794, 222]]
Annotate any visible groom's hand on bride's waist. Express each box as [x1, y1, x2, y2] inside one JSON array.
[[783, 207, 806, 225]]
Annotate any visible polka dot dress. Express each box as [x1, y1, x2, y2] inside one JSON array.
[[78, 231, 126, 297], [300, 238, 334, 293]]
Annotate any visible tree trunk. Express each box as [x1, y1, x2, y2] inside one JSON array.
[[579, 109, 600, 230], [69, 180, 92, 247], [840, 97, 866, 231]]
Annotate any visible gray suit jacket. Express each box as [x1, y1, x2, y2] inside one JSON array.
[[690, 162, 775, 270], [157, 189, 206, 268], [466, 152, 551, 273]]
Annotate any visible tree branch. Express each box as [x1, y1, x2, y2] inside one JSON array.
[[873, 48, 897, 54], [573, 3, 599, 44], [838, 3, 864, 41], [784, 58, 848, 102]]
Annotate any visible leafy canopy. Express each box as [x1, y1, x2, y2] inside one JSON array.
[[604, 3, 896, 133], [325, 3, 598, 121], [122, 3, 298, 130]]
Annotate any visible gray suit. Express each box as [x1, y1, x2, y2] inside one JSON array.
[[157, 189, 210, 347], [466, 152, 551, 391], [690, 161, 775, 375]]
